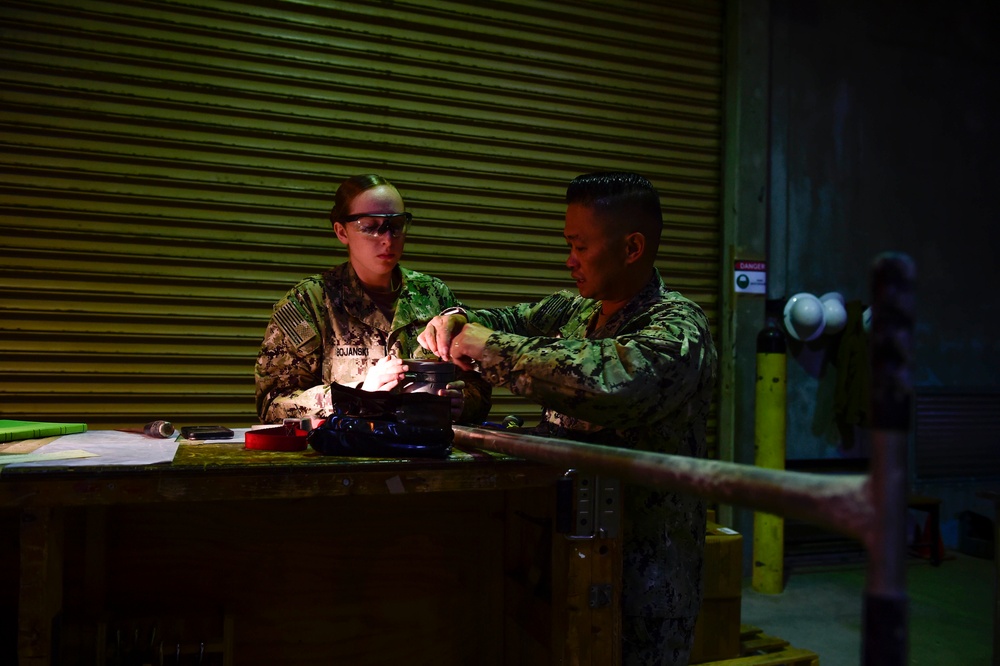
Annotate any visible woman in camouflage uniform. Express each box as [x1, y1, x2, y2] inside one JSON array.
[[254, 174, 491, 424]]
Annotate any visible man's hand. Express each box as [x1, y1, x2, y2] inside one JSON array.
[[418, 313, 467, 361], [448, 322, 493, 371], [361, 354, 408, 392]]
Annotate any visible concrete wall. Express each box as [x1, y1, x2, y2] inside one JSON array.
[[765, 0, 999, 546]]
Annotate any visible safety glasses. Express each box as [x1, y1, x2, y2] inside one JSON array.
[[339, 212, 412, 238]]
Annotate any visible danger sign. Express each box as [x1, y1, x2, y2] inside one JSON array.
[[734, 260, 766, 294]]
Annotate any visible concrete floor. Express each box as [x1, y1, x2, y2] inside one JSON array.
[[740, 552, 994, 665]]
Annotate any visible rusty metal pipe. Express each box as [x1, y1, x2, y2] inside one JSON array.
[[453, 425, 873, 541], [862, 252, 915, 666]]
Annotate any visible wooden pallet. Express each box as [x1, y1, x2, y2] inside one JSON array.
[[693, 624, 820, 665]]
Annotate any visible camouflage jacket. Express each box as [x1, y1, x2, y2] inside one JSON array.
[[255, 262, 491, 424], [469, 271, 718, 620]]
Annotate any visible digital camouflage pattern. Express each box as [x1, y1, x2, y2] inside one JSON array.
[[255, 262, 491, 424], [469, 271, 717, 666]]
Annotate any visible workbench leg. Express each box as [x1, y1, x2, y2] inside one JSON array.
[[86, 507, 108, 664], [553, 535, 621, 666], [19, 507, 63, 666]]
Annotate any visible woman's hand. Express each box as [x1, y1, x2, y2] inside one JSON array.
[[438, 380, 466, 422], [361, 355, 408, 392]]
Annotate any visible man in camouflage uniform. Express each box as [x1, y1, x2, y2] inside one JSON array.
[[419, 172, 718, 666]]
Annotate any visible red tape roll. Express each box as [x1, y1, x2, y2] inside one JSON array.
[[245, 426, 309, 452]]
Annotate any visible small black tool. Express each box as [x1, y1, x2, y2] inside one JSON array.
[[479, 414, 524, 430], [180, 425, 234, 440]]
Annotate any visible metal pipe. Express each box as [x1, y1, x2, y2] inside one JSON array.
[[863, 252, 915, 666], [453, 425, 872, 541]]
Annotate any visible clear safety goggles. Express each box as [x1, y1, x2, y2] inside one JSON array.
[[340, 212, 412, 238]]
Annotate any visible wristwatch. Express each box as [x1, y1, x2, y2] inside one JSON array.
[[439, 306, 468, 318]]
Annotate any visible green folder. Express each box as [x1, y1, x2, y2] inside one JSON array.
[[0, 420, 88, 443]]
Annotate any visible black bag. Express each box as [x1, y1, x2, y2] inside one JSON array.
[[307, 382, 454, 458]]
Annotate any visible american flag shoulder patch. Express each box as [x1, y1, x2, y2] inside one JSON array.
[[273, 299, 317, 349]]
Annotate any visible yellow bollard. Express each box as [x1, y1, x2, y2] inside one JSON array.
[[753, 326, 787, 594]]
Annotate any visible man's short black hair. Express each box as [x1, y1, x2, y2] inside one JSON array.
[[565, 172, 663, 244]]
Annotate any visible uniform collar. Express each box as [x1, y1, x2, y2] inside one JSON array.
[[586, 270, 665, 336], [329, 262, 396, 330]]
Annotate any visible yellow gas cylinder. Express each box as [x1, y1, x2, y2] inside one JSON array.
[[753, 325, 787, 594]]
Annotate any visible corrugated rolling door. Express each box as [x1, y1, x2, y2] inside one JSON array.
[[0, 0, 724, 439]]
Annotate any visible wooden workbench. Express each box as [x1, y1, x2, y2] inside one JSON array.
[[0, 432, 620, 665]]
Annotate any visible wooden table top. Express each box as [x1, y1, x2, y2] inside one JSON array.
[[0, 430, 564, 507]]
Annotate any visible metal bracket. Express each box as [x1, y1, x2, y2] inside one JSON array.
[[558, 470, 620, 539], [588, 583, 613, 608]]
